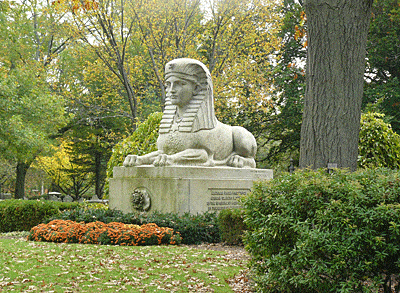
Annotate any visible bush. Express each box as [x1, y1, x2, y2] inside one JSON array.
[[104, 112, 162, 197], [44, 207, 136, 225], [218, 208, 247, 245], [28, 220, 182, 246], [358, 112, 400, 169], [47, 208, 220, 245], [242, 168, 400, 293], [0, 199, 80, 232], [140, 211, 220, 245]]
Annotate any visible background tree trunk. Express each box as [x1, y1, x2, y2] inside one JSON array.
[[299, 0, 373, 171], [15, 161, 30, 199], [94, 152, 103, 199]]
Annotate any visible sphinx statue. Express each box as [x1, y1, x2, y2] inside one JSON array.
[[123, 58, 257, 168]]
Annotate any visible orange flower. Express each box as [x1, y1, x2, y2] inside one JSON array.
[[28, 220, 181, 246]]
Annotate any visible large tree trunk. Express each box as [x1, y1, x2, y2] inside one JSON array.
[[299, 0, 373, 171], [15, 161, 30, 199]]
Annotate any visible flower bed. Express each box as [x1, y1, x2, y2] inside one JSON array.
[[28, 220, 182, 246]]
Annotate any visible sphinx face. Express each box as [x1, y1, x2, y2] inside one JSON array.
[[165, 76, 196, 108]]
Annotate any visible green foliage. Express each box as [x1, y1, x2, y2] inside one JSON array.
[[0, 158, 15, 195], [0, 0, 70, 198], [0, 1, 67, 160], [34, 141, 95, 200], [45, 207, 129, 225], [260, 0, 306, 169], [141, 212, 220, 245], [243, 168, 400, 292], [218, 209, 247, 245], [0, 69, 66, 162], [57, 45, 133, 199], [105, 112, 162, 197], [358, 112, 400, 169], [81, 201, 109, 211], [47, 208, 220, 245], [0, 200, 79, 232], [364, 0, 400, 134], [367, 0, 400, 76], [363, 78, 400, 136]]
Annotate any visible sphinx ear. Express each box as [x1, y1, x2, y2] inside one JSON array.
[[193, 84, 200, 95]]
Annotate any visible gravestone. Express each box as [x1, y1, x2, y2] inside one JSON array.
[[48, 194, 61, 201], [109, 58, 273, 214], [87, 194, 109, 204], [63, 195, 73, 202], [0, 193, 12, 200]]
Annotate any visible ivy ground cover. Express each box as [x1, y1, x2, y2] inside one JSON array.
[[0, 237, 246, 292]]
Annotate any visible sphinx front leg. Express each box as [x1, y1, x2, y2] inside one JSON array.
[[123, 151, 162, 167], [153, 149, 210, 166]]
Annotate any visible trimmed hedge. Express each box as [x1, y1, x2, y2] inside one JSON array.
[[0, 199, 80, 232], [141, 212, 220, 245], [44, 207, 128, 224], [46, 209, 220, 245], [218, 208, 247, 245], [242, 168, 400, 293]]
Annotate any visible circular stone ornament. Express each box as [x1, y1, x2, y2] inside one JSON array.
[[130, 187, 151, 212]]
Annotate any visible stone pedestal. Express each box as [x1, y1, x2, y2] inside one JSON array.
[[109, 166, 273, 214]]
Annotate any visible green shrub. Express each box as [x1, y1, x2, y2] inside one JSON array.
[[242, 168, 400, 293], [140, 211, 220, 245], [47, 208, 220, 245], [104, 112, 162, 197], [44, 207, 133, 224], [0, 199, 79, 232], [358, 112, 400, 169], [83, 202, 109, 210], [218, 208, 247, 245]]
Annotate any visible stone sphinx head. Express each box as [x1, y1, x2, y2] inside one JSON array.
[[159, 58, 217, 134]]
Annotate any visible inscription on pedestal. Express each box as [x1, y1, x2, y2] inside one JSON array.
[[206, 188, 251, 211]]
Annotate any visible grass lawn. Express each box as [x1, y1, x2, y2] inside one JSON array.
[[0, 236, 248, 292]]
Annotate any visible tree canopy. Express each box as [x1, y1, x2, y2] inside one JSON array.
[[363, 0, 400, 135], [0, 0, 68, 197], [3, 0, 399, 199], [34, 140, 94, 200], [46, 0, 283, 197]]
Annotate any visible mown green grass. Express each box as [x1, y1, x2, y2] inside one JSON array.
[[0, 237, 247, 292]]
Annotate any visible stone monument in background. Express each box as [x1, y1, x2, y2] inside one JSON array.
[[109, 58, 273, 214]]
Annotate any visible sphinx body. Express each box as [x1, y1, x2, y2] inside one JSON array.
[[123, 58, 257, 168], [124, 120, 257, 168]]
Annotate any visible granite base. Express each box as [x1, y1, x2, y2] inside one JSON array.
[[109, 166, 273, 214]]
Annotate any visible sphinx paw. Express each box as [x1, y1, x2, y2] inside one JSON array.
[[153, 154, 169, 166], [123, 155, 141, 167], [227, 154, 245, 168]]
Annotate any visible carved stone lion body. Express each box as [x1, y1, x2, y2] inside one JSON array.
[[123, 58, 257, 168]]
